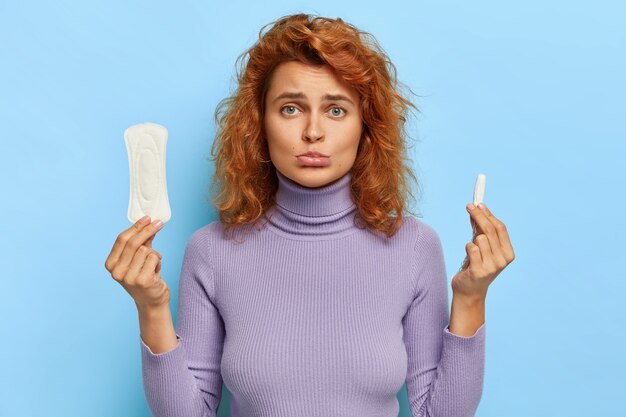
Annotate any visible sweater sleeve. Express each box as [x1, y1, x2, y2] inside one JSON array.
[[403, 221, 486, 417], [140, 229, 225, 417]]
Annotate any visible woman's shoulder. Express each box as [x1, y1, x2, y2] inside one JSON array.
[[184, 220, 223, 252], [191, 220, 223, 236], [401, 215, 442, 249], [186, 219, 256, 248]]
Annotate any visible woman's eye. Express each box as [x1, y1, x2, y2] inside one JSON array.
[[280, 106, 346, 117], [330, 107, 346, 117], [281, 106, 299, 115]]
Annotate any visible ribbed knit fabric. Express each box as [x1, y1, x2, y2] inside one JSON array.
[[140, 170, 486, 417]]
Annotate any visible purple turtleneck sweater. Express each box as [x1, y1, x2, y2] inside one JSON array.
[[140, 170, 486, 417]]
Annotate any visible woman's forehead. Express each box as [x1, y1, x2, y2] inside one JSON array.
[[267, 61, 359, 102]]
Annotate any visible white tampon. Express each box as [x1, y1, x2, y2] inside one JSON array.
[[473, 173, 486, 206], [124, 122, 171, 224]]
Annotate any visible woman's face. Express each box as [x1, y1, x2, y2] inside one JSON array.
[[263, 60, 363, 188]]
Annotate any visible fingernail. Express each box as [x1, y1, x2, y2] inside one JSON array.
[[152, 220, 163, 229], [139, 215, 150, 224], [478, 203, 486, 210], [467, 203, 476, 211]]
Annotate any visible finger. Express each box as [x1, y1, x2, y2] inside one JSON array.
[[145, 234, 155, 249], [114, 219, 164, 274], [141, 252, 161, 276], [461, 216, 479, 273], [105, 216, 151, 271], [474, 233, 494, 269], [124, 245, 153, 282], [124, 248, 162, 283], [466, 241, 482, 272], [138, 253, 161, 286], [468, 204, 505, 262], [478, 203, 515, 262], [156, 260, 162, 273]]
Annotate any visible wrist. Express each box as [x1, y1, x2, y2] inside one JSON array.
[[451, 291, 487, 308], [136, 302, 177, 354], [449, 293, 486, 337], [136, 300, 171, 317]]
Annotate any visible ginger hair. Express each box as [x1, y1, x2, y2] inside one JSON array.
[[209, 13, 422, 239]]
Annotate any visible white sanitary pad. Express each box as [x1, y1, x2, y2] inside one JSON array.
[[473, 173, 486, 206], [124, 122, 171, 224]]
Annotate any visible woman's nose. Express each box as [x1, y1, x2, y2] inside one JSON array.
[[303, 117, 324, 142]]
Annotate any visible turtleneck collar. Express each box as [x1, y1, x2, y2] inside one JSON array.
[[264, 170, 359, 240]]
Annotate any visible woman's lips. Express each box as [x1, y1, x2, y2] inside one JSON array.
[[296, 155, 331, 167]]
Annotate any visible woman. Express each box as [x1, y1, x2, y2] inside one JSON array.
[[105, 13, 515, 417]]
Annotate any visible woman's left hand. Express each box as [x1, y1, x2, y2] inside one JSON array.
[[452, 202, 515, 301]]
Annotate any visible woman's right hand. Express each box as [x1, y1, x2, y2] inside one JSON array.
[[104, 216, 170, 311]]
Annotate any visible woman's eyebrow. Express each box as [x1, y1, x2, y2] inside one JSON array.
[[273, 91, 354, 105]]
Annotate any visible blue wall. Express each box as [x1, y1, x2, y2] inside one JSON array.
[[1, 1, 624, 416]]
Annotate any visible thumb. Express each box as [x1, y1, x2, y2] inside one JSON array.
[[145, 234, 155, 249], [470, 216, 478, 238]]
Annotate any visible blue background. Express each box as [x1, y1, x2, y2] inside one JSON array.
[[1, 1, 624, 416]]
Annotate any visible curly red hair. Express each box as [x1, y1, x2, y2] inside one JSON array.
[[210, 13, 423, 239]]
